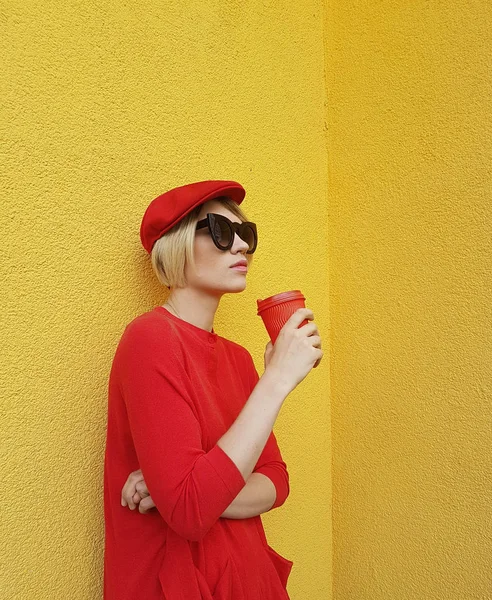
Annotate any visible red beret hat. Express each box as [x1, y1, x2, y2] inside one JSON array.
[[140, 180, 246, 254]]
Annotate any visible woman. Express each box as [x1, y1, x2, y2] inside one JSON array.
[[103, 180, 322, 599]]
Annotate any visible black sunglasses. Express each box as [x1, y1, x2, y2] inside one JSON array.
[[196, 213, 258, 254]]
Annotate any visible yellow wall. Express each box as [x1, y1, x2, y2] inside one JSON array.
[[2, 1, 330, 598], [5, 1, 490, 599], [324, 1, 491, 599]]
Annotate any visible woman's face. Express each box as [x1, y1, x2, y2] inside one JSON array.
[[184, 199, 253, 297]]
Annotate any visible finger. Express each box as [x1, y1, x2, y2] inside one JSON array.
[[284, 307, 314, 330], [122, 481, 138, 509], [121, 470, 144, 508], [121, 483, 134, 508], [135, 481, 150, 497], [121, 487, 135, 510], [139, 496, 156, 514], [298, 320, 318, 336], [306, 334, 321, 348], [125, 492, 141, 511]]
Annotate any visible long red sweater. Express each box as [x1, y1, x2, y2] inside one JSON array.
[[103, 305, 293, 599]]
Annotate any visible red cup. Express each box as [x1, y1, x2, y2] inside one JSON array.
[[257, 290, 309, 344]]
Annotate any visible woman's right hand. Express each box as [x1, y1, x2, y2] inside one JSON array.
[[121, 468, 157, 514], [264, 307, 322, 395]]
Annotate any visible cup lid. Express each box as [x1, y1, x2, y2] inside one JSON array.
[[256, 290, 305, 313]]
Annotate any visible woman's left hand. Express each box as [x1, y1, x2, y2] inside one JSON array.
[[121, 468, 156, 514]]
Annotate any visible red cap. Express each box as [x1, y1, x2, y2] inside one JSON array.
[[140, 180, 246, 254]]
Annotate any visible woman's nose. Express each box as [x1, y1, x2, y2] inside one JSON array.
[[232, 232, 250, 252]]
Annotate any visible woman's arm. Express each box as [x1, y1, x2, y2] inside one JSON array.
[[120, 352, 290, 518], [215, 369, 290, 482], [220, 473, 276, 519], [120, 470, 276, 518], [118, 321, 249, 541]]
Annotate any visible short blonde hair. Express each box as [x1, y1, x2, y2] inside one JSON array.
[[150, 196, 251, 289]]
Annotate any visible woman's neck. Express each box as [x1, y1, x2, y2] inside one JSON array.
[[164, 288, 220, 333]]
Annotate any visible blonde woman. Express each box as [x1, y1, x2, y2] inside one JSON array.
[[103, 180, 322, 599]]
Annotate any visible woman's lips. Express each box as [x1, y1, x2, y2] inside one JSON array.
[[231, 265, 248, 272]]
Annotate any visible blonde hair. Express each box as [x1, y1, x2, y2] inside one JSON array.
[[150, 196, 252, 289]]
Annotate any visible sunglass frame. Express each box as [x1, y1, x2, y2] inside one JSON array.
[[196, 213, 257, 254]]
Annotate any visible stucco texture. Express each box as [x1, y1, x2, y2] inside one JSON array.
[[2, 1, 330, 598], [3, 1, 491, 599], [325, 1, 492, 599]]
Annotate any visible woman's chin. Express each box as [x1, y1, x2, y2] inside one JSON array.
[[224, 279, 248, 293]]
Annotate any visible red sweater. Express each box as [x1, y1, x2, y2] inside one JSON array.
[[103, 305, 293, 599]]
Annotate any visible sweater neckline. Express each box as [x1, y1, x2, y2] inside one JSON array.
[[153, 305, 218, 342]]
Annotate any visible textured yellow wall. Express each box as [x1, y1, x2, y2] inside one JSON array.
[[324, 1, 491, 599], [2, 1, 330, 598]]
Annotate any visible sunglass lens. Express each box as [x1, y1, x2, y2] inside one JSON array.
[[210, 216, 256, 252], [239, 225, 256, 251], [213, 219, 233, 248]]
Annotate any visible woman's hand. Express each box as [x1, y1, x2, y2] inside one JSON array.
[[263, 308, 323, 395], [263, 311, 323, 372], [121, 469, 156, 514]]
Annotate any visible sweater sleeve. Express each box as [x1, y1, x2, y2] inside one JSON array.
[[245, 352, 290, 510], [116, 320, 247, 541]]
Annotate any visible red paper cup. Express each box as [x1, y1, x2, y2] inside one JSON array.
[[257, 290, 309, 344]]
